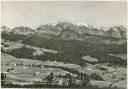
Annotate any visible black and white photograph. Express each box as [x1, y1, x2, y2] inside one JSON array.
[[1, 1, 127, 89]]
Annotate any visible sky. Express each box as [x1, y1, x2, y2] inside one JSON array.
[[1, 1, 127, 29]]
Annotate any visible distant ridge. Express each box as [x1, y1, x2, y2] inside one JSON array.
[[1, 22, 127, 39]]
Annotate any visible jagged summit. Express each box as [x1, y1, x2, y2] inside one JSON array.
[[11, 27, 35, 35], [103, 25, 127, 38], [77, 23, 89, 27], [117, 25, 127, 38]]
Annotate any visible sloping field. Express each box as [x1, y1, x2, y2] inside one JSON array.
[[1, 52, 78, 82], [111, 79, 127, 89], [7, 74, 42, 82], [1, 52, 81, 70], [2, 41, 59, 55], [9, 66, 70, 75], [109, 54, 127, 60], [6, 66, 76, 82]]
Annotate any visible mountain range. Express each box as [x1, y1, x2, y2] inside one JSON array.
[[1, 22, 127, 39]]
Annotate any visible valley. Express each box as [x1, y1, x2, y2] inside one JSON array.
[[1, 23, 127, 89]]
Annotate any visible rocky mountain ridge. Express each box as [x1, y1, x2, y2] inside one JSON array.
[[1, 22, 127, 39]]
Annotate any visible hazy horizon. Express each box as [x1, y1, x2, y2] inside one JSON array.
[[1, 1, 127, 29]]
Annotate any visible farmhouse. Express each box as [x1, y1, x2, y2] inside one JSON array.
[[40, 65, 44, 68], [13, 63, 17, 67], [34, 72, 40, 75], [18, 40, 22, 43], [14, 62, 23, 66], [54, 61, 57, 63]]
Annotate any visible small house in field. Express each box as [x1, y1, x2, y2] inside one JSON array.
[[18, 40, 22, 43], [54, 61, 57, 63], [13, 63, 17, 67], [34, 72, 40, 75], [40, 65, 44, 68], [14, 62, 23, 66], [12, 81, 18, 85]]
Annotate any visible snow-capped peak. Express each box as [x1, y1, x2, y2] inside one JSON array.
[[77, 23, 88, 27]]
